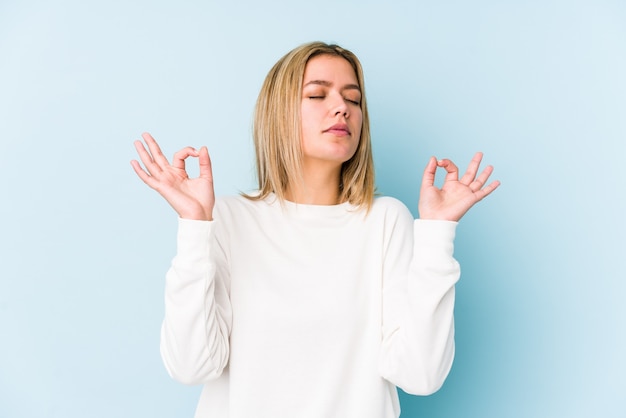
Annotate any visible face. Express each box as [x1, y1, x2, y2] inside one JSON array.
[[300, 54, 363, 170]]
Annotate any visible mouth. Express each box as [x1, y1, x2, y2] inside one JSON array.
[[323, 123, 351, 136]]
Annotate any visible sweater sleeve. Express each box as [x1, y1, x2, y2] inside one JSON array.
[[160, 218, 232, 385], [378, 209, 460, 395]]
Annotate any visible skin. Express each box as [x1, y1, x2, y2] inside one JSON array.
[[131, 136, 215, 220], [131, 57, 500, 222], [292, 55, 363, 205], [418, 153, 500, 221]]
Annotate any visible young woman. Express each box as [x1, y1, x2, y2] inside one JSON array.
[[131, 41, 499, 418]]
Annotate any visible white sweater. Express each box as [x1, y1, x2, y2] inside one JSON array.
[[160, 194, 460, 418]]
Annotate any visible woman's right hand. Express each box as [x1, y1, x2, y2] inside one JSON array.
[[131, 132, 215, 221]]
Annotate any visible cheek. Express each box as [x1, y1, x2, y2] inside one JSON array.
[[354, 114, 363, 141], [300, 104, 320, 131]]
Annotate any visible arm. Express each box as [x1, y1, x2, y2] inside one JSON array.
[[131, 132, 231, 384], [379, 152, 499, 394], [160, 218, 232, 385], [379, 208, 459, 395]]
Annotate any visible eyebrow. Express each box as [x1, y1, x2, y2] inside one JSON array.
[[303, 80, 361, 92]]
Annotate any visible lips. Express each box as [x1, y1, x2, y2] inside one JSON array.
[[324, 123, 350, 136]]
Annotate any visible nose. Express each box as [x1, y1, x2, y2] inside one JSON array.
[[330, 93, 349, 118]]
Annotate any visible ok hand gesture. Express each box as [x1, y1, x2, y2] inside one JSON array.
[[418, 152, 500, 222], [131, 132, 215, 221]]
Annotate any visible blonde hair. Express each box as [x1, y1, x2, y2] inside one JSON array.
[[245, 41, 375, 210]]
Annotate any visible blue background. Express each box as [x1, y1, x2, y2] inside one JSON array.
[[1, 0, 624, 416]]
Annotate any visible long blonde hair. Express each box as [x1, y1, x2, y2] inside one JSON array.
[[245, 41, 375, 210]]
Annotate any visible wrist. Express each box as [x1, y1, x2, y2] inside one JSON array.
[[418, 210, 460, 222], [177, 210, 212, 221]]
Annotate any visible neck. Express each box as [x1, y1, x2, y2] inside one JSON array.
[[285, 161, 342, 205]]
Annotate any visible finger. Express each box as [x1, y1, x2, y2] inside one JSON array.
[[438, 158, 459, 182], [469, 165, 494, 191], [142, 132, 171, 168], [459, 152, 484, 185], [420, 156, 438, 188], [473, 180, 501, 201], [134, 140, 162, 176], [130, 159, 159, 189], [172, 147, 199, 170], [198, 146, 214, 181]]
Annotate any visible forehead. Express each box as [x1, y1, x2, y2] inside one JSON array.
[[302, 55, 358, 85]]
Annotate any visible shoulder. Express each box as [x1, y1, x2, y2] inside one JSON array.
[[214, 193, 278, 220], [362, 196, 415, 234], [215, 194, 247, 208], [215, 194, 259, 214], [370, 196, 414, 221], [212, 195, 268, 240], [366, 196, 415, 248], [372, 196, 409, 210]]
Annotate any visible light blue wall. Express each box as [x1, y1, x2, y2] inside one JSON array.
[[1, 0, 624, 417]]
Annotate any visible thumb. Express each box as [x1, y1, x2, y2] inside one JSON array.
[[421, 156, 437, 189], [198, 146, 213, 180]]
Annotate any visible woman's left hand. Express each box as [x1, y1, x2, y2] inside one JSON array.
[[418, 152, 500, 222]]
